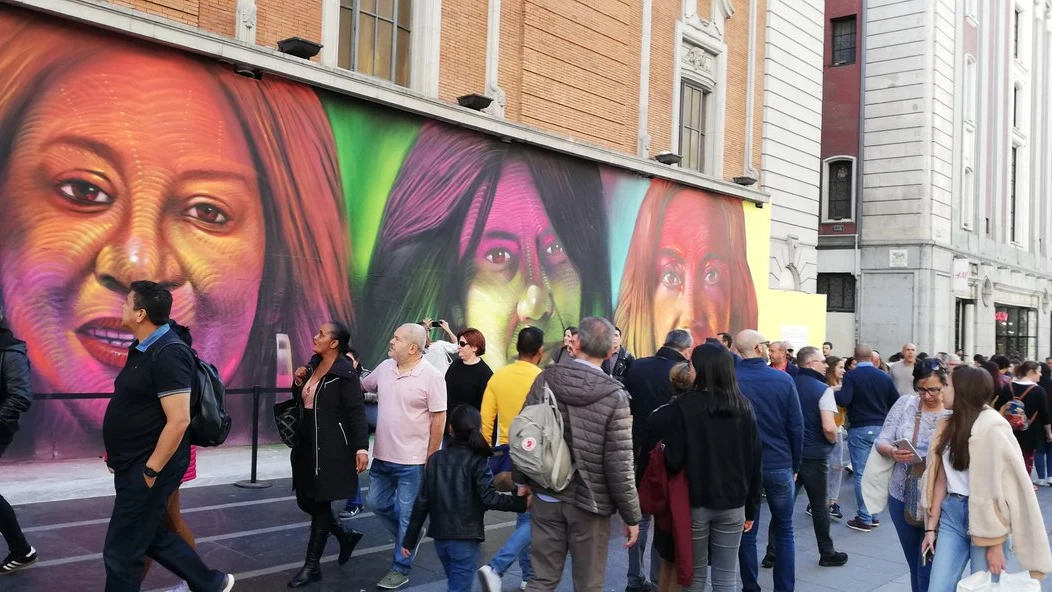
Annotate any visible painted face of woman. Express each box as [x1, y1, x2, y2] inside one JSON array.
[[460, 161, 581, 367], [650, 192, 733, 349], [0, 53, 266, 428]]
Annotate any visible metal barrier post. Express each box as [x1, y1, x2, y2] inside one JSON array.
[[235, 385, 271, 489]]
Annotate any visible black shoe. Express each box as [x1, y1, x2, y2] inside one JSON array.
[[805, 504, 812, 517], [846, 518, 871, 533], [829, 503, 844, 520], [819, 551, 849, 567], [288, 525, 328, 588], [625, 581, 658, 592], [332, 528, 363, 566], [761, 553, 775, 568], [0, 547, 37, 575]]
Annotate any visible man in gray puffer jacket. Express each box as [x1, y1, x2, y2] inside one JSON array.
[[514, 316, 641, 592]]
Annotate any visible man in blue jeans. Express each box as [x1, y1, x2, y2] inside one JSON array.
[[361, 324, 448, 590], [835, 343, 900, 533], [734, 330, 803, 592]]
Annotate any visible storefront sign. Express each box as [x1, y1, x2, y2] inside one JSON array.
[[952, 258, 970, 293]]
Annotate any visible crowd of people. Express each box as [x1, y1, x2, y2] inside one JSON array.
[[1, 281, 1052, 592]]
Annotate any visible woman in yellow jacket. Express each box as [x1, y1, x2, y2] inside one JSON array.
[[921, 366, 1052, 592]]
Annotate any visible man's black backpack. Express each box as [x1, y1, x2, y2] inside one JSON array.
[[153, 341, 232, 447]]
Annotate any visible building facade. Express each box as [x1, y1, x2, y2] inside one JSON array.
[[818, 0, 1052, 360], [0, 0, 827, 460]]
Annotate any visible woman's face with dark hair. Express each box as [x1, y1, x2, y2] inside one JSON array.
[[0, 54, 267, 427], [460, 160, 581, 367], [651, 191, 734, 348]]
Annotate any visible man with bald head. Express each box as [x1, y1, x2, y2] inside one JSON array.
[[889, 343, 917, 395], [362, 323, 448, 589], [734, 330, 804, 592], [834, 343, 900, 533]]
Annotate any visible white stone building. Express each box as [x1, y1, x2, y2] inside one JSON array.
[[819, 0, 1052, 360]]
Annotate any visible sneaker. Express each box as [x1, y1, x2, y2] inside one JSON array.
[[477, 565, 502, 592], [819, 551, 849, 567], [165, 582, 191, 592], [846, 518, 871, 533], [829, 503, 844, 520], [870, 518, 880, 528], [625, 582, 658, 592], [520, 582, 528, 591], [378, 570, 410, 590], [221, 574, 235, 592], [761, 553, 775, 568], [339, 505, 362, 519], [805, 504, 812, 517], [0, 547, 37, 575], [1037, 479, 1049, 487], [845, 464, 853, 475]]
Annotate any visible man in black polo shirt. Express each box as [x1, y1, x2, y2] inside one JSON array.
[[102, 281, 233, 592]]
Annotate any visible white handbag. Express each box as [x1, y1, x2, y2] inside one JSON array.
[[956, 571, 1041, 592]]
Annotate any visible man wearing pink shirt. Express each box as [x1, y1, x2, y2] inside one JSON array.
[[362, 323, 448, 590]]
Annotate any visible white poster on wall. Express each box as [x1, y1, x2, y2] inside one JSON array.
[[889, 249, 908, 268], [952, 258, 970, 293], [781, 325, 809, 352]]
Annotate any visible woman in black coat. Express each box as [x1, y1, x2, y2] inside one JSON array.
[[288, 321, 370, 587]]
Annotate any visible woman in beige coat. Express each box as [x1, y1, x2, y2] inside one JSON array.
[[921, 366, 1052, 592]]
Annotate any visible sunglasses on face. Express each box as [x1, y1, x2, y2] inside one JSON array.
[[458, 340, 469, 347]]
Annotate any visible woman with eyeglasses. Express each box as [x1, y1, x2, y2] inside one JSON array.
[[444, 328, 493, 417], [872, 359, 952, 592], [993, 361, 1052, 484], [921, 367, 1052, 592]]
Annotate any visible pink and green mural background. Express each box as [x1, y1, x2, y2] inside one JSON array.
[[0, 6, 757, 460]]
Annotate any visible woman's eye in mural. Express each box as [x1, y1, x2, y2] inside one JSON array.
[[56, 178, 113, 206], [184, 200, 231, 227], [483, 247, 514, 267], [703, 265, 721, 286], [542, 238, 567, 262], [661, 268, 684, 290]]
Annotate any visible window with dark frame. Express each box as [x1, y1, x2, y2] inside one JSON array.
[[995, 305, 1037, 359], [831, 16, 856, 66], [817, 273, 856, 313], [1010, 147, 1018, 242], [338, 0, 412, 86], [1014, 9, 1021, 59], [1013, 86, 1020, 128], [679, 81, 709, 173], [827, 160, 852, 220]]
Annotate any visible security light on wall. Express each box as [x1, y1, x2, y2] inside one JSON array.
[[277, 37, 322, 60], [654, 151, 682, 165], [458, 94, 494, 111]]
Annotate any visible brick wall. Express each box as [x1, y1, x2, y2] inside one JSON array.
[[255, 0, 322, 51], [101, 0, 765, 175], [438, 0, 487, 104]]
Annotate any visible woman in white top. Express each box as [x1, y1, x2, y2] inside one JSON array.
[[922, 366, 1052, 591]]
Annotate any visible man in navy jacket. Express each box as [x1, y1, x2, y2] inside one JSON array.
[[622, 329, 692, 592], [835, 343, 901, 532], [735, 330, 803, 592]]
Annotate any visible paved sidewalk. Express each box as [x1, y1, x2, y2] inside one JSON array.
[[3, 458, 1052, 591]]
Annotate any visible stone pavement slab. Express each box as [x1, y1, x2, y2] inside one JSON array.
[[4, 465, 1052, 591]]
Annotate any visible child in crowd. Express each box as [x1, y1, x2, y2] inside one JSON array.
[[402, 406, 527, 592]]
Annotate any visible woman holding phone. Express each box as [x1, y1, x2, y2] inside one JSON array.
[[921, 367, 1052, 591], [872, 359, 951, 592]]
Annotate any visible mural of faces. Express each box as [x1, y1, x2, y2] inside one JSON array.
[[460, 160, 581, 367], [0, 6, 758, 458], [0, 8, 351, 456], [1, 53, 267, 429]]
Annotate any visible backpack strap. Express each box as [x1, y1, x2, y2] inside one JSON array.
[[150, 339, 197, 363]]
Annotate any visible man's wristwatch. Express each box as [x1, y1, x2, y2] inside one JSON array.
[[143, 466, 160, 479]]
